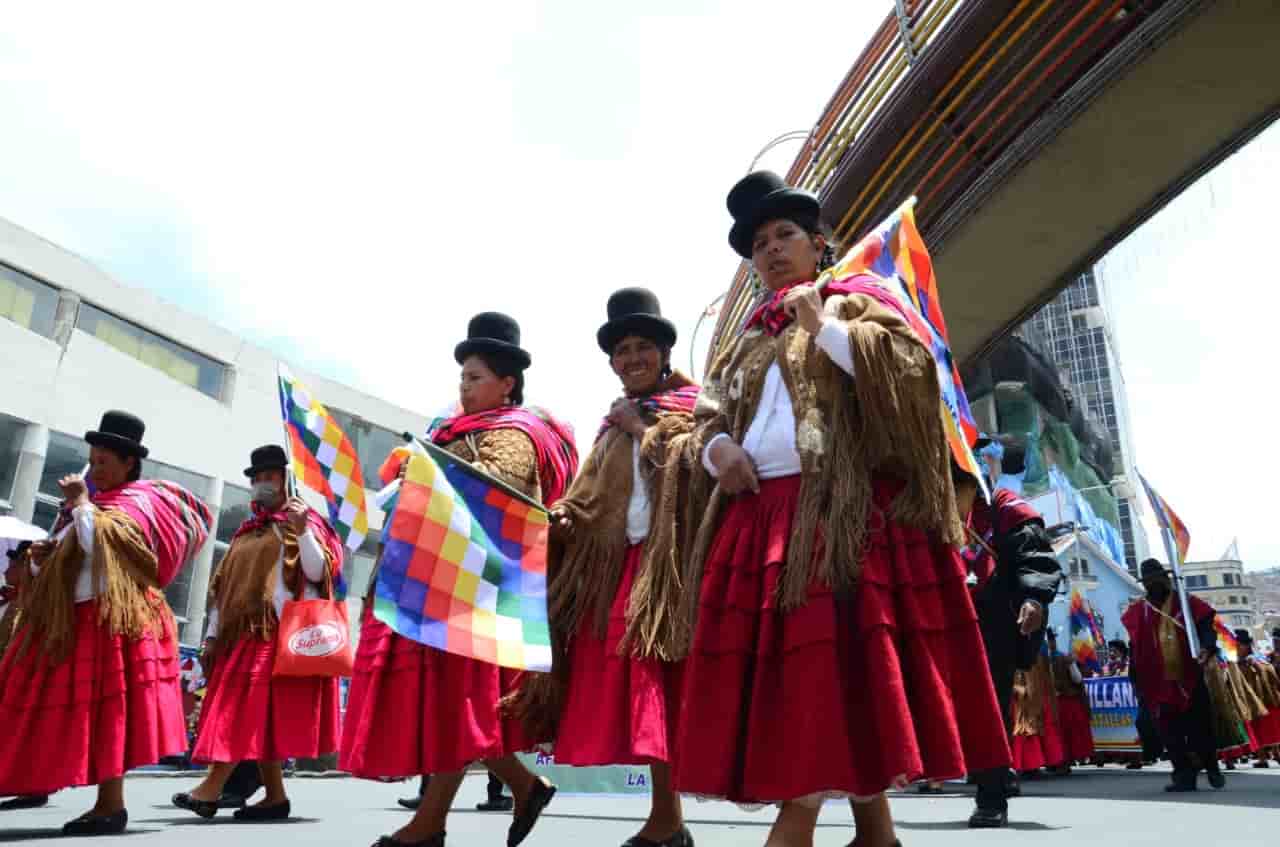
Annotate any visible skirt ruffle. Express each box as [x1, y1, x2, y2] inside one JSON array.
[[193, 634, 339, 763], [555, 543, 683, 767], [673, 475, 1010, 804], [1057, 696, 1095, 763], [0, 600, 187, 795], [339, 605, 538, 777]]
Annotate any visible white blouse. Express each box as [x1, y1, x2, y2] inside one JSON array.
[[625, 440, 651, 545], [28, 504, 98, 603], [205, 525, 328, 639], [703, 317, 856, 480]]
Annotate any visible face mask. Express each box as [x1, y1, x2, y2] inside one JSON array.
[[251, 481, 281, 505]]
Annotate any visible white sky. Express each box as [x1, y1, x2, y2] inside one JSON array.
[[2, 3, 1274, 569]]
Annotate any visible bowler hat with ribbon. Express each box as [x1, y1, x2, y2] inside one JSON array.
[[84, 410, 149, 459], [597, 287, 678, 354], [454, 312, 532, 370], [1235, 629, 1254, 647], [726, 170, 821, 259], [244, 444, 290, 478]]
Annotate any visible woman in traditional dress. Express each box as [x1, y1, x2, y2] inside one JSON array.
[[342, 312, 578, 847], [671, 172, 1011, 846], [547, 288, 699, 847], [1235, 630, 1280, 766], [0, 411, 211, 835], [172, 444, 344, 820], [1053, 649, 1095, 767], [1009, 633, 1066, 776]]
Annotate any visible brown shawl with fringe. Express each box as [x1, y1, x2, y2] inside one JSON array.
[[548, 372, 699, 662], [1226, 660, 1269, 722], [207, 523, 315, 649], [672, 291, 965, 624], [1244, 658, 1280, 711], [17, 508, 167, 663], [1012, 654, 1059, 736]]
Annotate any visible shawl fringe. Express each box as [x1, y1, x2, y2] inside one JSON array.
[[17, 509, 164, 664], [207, 525, 310, 651]]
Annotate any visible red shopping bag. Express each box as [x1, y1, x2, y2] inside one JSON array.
[[273, 569, 354, 678]]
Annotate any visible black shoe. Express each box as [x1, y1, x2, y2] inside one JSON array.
[[477, 795, 514, 812], [372, 833, 445, 847], [915, 783, 945, 795], [622, 825, 695, 847], [1164, 780, 1197, 793], [0, 795, 49, 811], [234, 800, 291, 821], [172, 792, 219, 818], [1207, 769, 1226, 790], [398, 795, 423, 811], [218, 792, 249, 809], [968, 806, 1008, 829], [508, 779, 556, 847], [63, 809, 128, 836]]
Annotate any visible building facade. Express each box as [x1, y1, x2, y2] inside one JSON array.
[[1019, 267, 1151, 573], [0, 216, 427, 644], [1046, 529, 1145, 646], [1181, 557, 1256, 631]]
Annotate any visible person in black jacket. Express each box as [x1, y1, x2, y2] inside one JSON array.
[[963, 436, 1064, 829]]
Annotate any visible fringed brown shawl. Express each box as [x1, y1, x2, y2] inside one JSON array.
[[18, 509, 167, 663], [1012, 655, 1058, 736], [548, 372, 699, 662], [1244, 658, 1280, 712], [675, 291, 965, 620], [207, 523, 320, 649]]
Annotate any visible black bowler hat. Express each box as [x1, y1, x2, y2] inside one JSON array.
[[453, 312, 532, 370], [85, 410, 149, 459], [1235, 629, 1254, 647], [244, 444, 289, 478], [727, 171, 821, 259], [597, 287, 678, 354], [5, 541, 32, 561], [1138, 558, 1170, 582]]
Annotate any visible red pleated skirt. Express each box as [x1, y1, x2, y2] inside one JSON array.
[[339, 605, 538, 777], [192, 633, 339, 763], [1012, 699, 1067, 771], [1248, 710, 1280, 751], [0, 600, 187, 795], [673, 475, 1011, 804], [555, 543, 683, 767], [1057, 696, 1095, 762]]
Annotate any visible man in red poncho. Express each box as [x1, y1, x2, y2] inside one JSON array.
[[1122, 558, 1222, 792]]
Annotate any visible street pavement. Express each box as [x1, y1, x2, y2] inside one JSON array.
[[2, 764, 1277, 845]]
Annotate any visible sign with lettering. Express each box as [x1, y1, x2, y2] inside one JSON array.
[[1084, 675, 1141, 753], [516, 752, 651, 795]]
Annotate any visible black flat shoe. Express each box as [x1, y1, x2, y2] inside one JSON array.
[[0, 795, 49, 811], [1207, 769, 1226, 790], [218, 792, 249, 809], [622, 825, 695, 847], [63, 809, 128, 836], [372, 833, 445, 847], [508, 779, 556, 847], [234, 800, 291, 821], [172, 792, 218, 818], [1164, 782, 1197, 793], [477, 796, 514, 812], [968, 806, 1008, 829]]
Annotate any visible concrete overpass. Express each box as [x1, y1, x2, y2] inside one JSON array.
[[708, 0, 1279, 366]]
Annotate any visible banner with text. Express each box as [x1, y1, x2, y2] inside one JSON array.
[[516, 752, 651, 796], [1085, 675, 1141, 754]]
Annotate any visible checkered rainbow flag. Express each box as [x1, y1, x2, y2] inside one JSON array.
[[277, 364, 369, 553], [373, 443, 551, 671]]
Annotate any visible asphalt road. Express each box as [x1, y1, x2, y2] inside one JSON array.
[[2, 763, 1277, 845]]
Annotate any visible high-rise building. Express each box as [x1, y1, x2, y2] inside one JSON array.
[[1019, 267, 1151, 573]]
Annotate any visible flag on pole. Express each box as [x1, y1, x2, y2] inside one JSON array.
[[1137, 471, 1190, 564], [1069, 586, 1102, 673], [1214, 617, 1240, 662], [373, 445, 552, 672], [822, 198, 986, 498], [277, 364, 369, 553]]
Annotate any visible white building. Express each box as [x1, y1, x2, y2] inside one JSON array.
[[0, 216, 427, 644], [1182, 557, 1256, 632]]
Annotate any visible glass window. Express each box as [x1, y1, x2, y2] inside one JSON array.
[[165, 562, 193, 622], [39, 432, 89, 498], [75, 303, 226, 399], [327, 407, 405, 491], [1185, 575, 1208, 589], [0, 263, 59, 338], [0, 415, 24, 504], [142, 457, 211, 498], [217, 484, 253, 544], [32, 498, 59, 531]]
